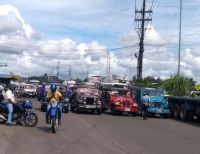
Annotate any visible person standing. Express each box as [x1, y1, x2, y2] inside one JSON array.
[[142, 93, 150, 120], [3, 85, 16, 125]]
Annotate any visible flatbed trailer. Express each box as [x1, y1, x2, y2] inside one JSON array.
[[168, 96, 200, 121]]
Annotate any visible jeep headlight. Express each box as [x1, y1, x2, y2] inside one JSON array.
[[65, 98, 69, 102], [115, 102, 120, 105]]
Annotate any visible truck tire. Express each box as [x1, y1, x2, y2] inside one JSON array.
[[71, 106, 75, 112], [174, 104, 180, 120], [187, 111, 194, 121], [162, 114, 169, 119], [169, 105, 174, 118], [97, 109, 102, 115], [111, 105, 116, 115], [102, 108, 106, 113], [196, 115, 200, 121], [180, 104, 187, 121], [76, 108, 80, 114]]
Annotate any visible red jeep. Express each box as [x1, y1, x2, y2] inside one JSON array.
[[100, 83, 138, 115]]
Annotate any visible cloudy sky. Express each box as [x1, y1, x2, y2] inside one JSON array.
[[0, 0, 200, 82]]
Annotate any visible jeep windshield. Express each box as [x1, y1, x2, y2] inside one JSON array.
[[77, 87, 98, 95], [24, 85, 36, 90], [143, 90, 163, 97], [110, 89, 129, 96]]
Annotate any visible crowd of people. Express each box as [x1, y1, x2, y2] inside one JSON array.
[[0, 83, 74, 126]]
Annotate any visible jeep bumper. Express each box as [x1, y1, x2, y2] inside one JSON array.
[[114, 106, 138, 113], [78, 104, 101, 109]]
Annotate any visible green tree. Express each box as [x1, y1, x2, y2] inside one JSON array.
[[131, 76, 163, 88], [161, 74, 194, 96]]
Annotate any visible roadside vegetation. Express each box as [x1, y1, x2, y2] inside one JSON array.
[[130, 74, 196, 96]]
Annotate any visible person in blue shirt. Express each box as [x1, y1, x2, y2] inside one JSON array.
[[39, 84, 46, 102], [142, 92, 150, 119]]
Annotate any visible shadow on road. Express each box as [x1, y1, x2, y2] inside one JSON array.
[[169, 118, 200, 128], [36, 126, 51, 133], [103, 111, 138, 117]]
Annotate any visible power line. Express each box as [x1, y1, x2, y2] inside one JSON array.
[[135, 0, 153, 79]]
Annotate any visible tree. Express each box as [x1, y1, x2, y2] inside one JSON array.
[[195, 84, 200, 91], [161, 74, 194, 96], [131, 76, 163, 88]]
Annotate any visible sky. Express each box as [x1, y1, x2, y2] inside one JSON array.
[[0, 0, 200, 82]]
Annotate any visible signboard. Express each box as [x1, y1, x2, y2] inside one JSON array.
[[88, 76, 102, 83], [0, 63, 7, 67], [77, 88, 98, 95]]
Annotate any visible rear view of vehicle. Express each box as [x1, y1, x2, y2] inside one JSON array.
[[61, 91, 69, 113], [48, 102, 60, 134]]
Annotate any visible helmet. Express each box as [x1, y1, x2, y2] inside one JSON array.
[[50, 84, 57, 93]]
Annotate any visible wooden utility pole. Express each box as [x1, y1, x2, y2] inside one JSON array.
[[135, 0, 152, 79]]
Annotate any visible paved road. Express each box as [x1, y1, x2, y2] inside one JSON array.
[[1, 99, 200, 154]]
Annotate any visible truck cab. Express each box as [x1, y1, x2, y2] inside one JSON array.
[[134, 87, 170, 118]]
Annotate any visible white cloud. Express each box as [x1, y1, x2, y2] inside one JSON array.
[[1, 3, 200, 83], [0, 5, 36, 38]]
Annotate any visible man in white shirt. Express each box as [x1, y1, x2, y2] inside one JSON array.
[[3, 85, 16, 125]]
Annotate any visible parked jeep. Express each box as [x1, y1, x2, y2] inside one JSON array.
[[100, 83, 138, 115], [71, 84, 101, 114], [130, 87, 170, 118]]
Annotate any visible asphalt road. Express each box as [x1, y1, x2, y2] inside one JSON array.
[[0, 99, 200, 154]]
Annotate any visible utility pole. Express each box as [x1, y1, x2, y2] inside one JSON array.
[[129, 68, 131, 81], [106, 51, 111, 82], [68, 65, 71, 80], [135, 0, 152, 79], [57, 60, 60, 79], [108, 56, 111, 82], [86, 66, 89, 79], [178, 0, 182, 75]]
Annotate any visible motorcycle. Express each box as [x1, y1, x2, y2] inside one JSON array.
[[62, 97, 69, 113], [0, 100, 38, 127], [47, 101, 61, 134]]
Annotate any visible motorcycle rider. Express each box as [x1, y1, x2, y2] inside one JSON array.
[[46, 84, 63, 125], [3, 84, 16, 125], [39, 84, 46, 102]]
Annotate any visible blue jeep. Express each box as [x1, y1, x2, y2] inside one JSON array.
[[133, 87, 170, 118]]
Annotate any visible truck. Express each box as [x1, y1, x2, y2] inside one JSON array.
[[100, 83, 138, 115], [167, 92, 200, 121], [17, 83, 37, 98], [130, 87, 170, 118]]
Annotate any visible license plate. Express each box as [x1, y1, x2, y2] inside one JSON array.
[[157, 108, 162, 113], [125, 108, 130, 112], [85, 105, 96, 108]]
